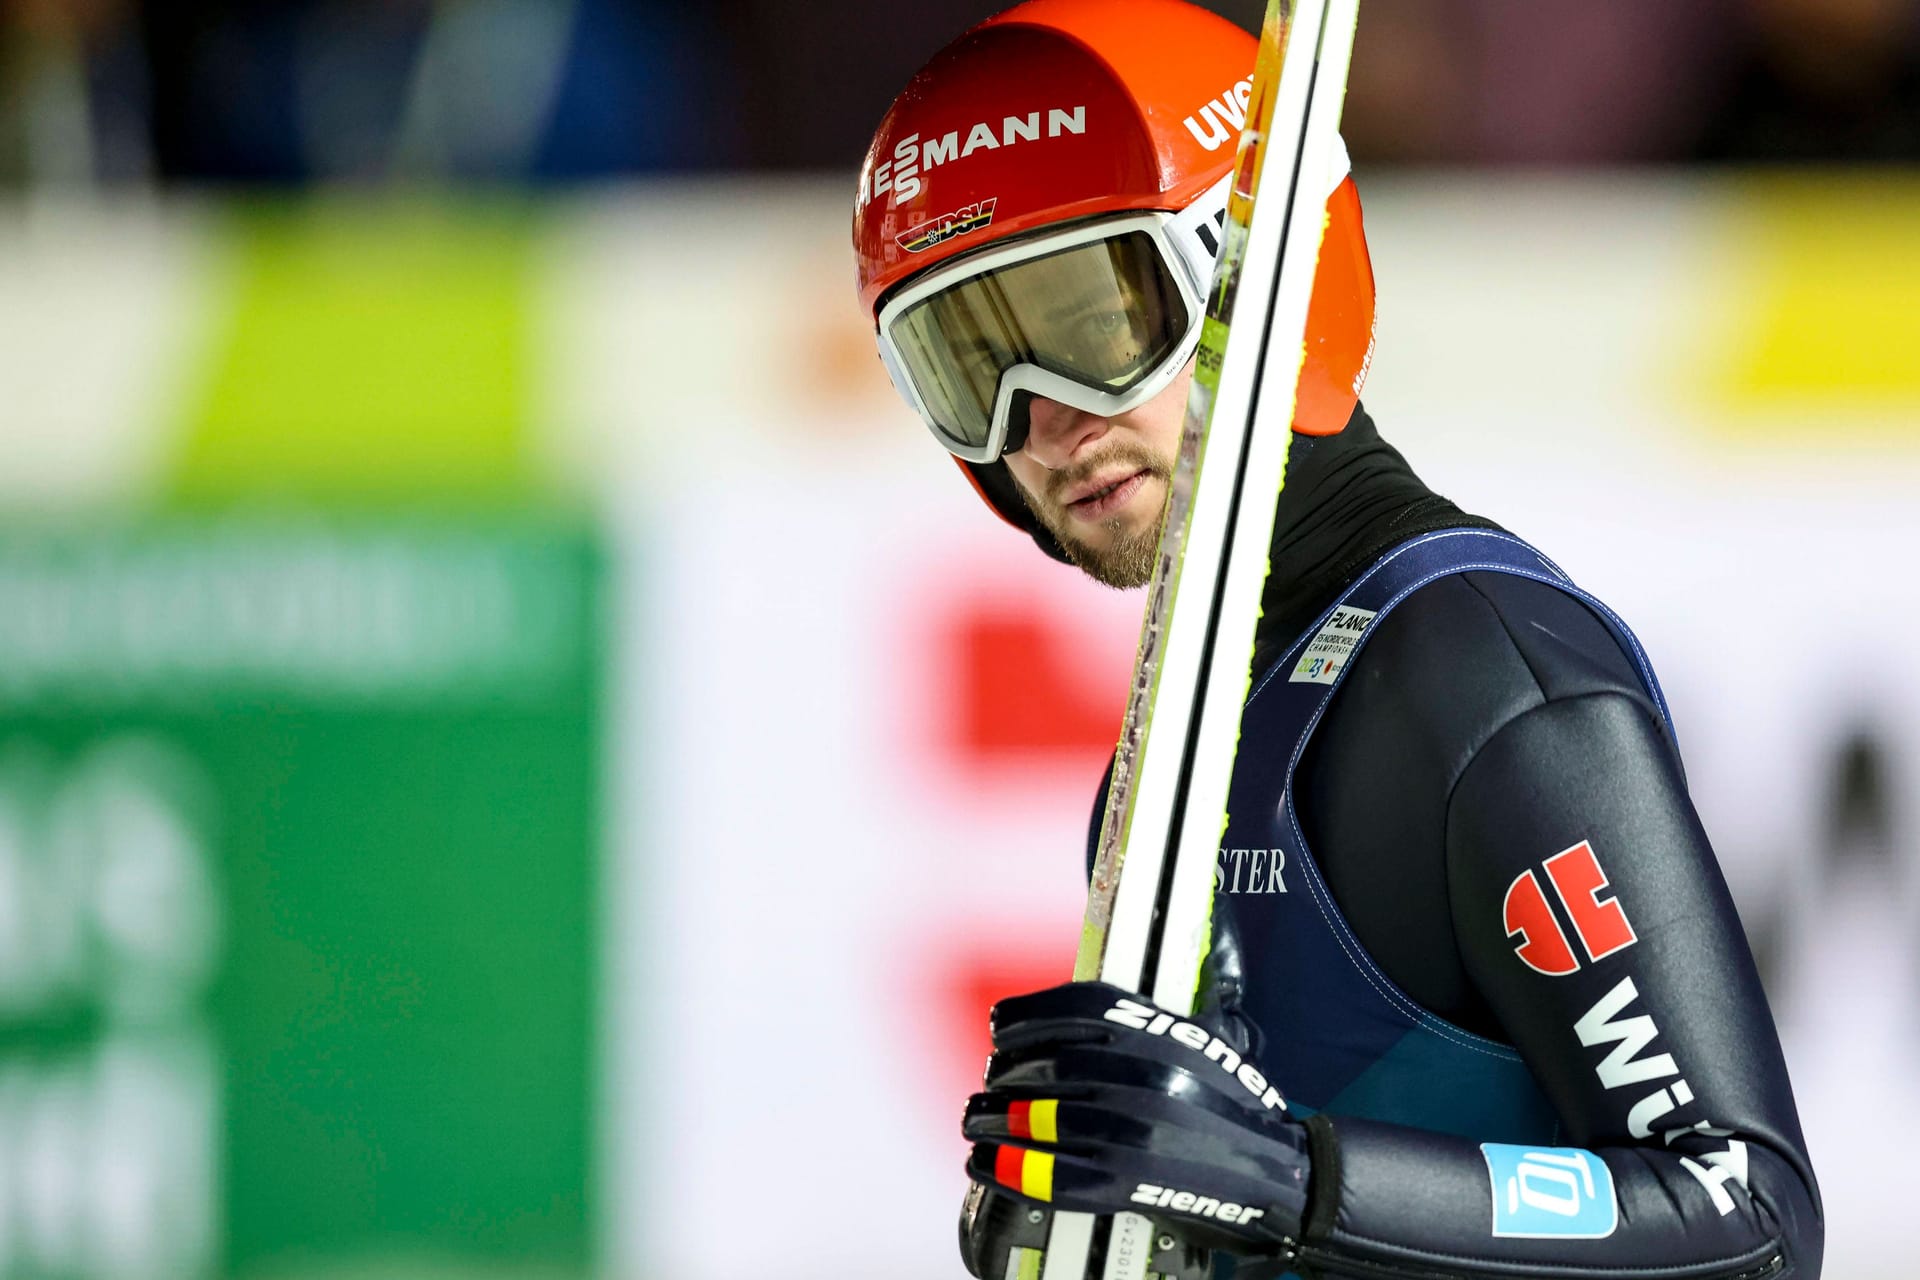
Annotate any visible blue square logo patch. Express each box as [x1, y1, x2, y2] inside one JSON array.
[[1481, 1144, 1618, 1239]]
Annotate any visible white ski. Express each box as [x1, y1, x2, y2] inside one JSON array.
[[1032, 0, 1364, 1276]]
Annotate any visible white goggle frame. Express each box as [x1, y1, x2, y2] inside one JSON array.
[[875, 176, 1232, 464]]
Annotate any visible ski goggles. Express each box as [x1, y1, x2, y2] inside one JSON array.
[[875, 177, 1231, 464]]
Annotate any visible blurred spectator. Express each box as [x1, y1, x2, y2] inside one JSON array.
[[530, 0, 743, 178], [1691, 0, 1920, 162], [0, 0, 150, 184], [1342, 0, 1725, 165], [1339, 1, 1479, 163], [137, 0, 407, 182], [721, 0, 1035, 172], [7, 0, 1920, 186], [135, 0, 744, 183], [1, 0, 747, 187]]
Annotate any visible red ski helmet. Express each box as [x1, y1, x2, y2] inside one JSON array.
[[853, 0, 1377, 555]]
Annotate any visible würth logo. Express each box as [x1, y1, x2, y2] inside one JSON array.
[[1503, 840, 1637, 976]]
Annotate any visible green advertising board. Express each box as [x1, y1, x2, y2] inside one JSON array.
[[0, 515, 601, 1280]]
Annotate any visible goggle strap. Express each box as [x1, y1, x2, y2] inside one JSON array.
[[1167, 176, 1233, 289]]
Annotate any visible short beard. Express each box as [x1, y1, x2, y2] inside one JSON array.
[[1015, 439, 1173, 590]]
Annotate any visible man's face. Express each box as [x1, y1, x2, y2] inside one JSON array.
[[1002, 357, 1194, 590]]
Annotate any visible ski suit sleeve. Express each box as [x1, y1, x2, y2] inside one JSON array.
[[1296, 690, 1823, 1279]]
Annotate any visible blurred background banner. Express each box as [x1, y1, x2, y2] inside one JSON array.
[[2, 2, 1919, 1280], [0, 513, 603, 1279]]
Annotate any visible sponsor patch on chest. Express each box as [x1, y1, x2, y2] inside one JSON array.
[[1289, 605, 1376, 684]]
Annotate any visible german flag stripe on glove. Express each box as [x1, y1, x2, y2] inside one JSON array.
[[1007, 1098, 1060, 1143], [992, 1143, 1055, 1202]]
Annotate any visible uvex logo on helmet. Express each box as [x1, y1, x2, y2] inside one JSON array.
[[1183, 77, 1255, 152], [856, 107, 1089, 212]]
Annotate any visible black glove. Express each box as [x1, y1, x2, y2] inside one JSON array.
[[962, 981, 1314, 1258]]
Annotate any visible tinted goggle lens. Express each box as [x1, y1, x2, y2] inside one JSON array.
[[885, 231, 1188, 455]]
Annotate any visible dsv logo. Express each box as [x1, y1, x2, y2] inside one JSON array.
[[1503, 840, 1636, 976], [895, 198, 998, 254]]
